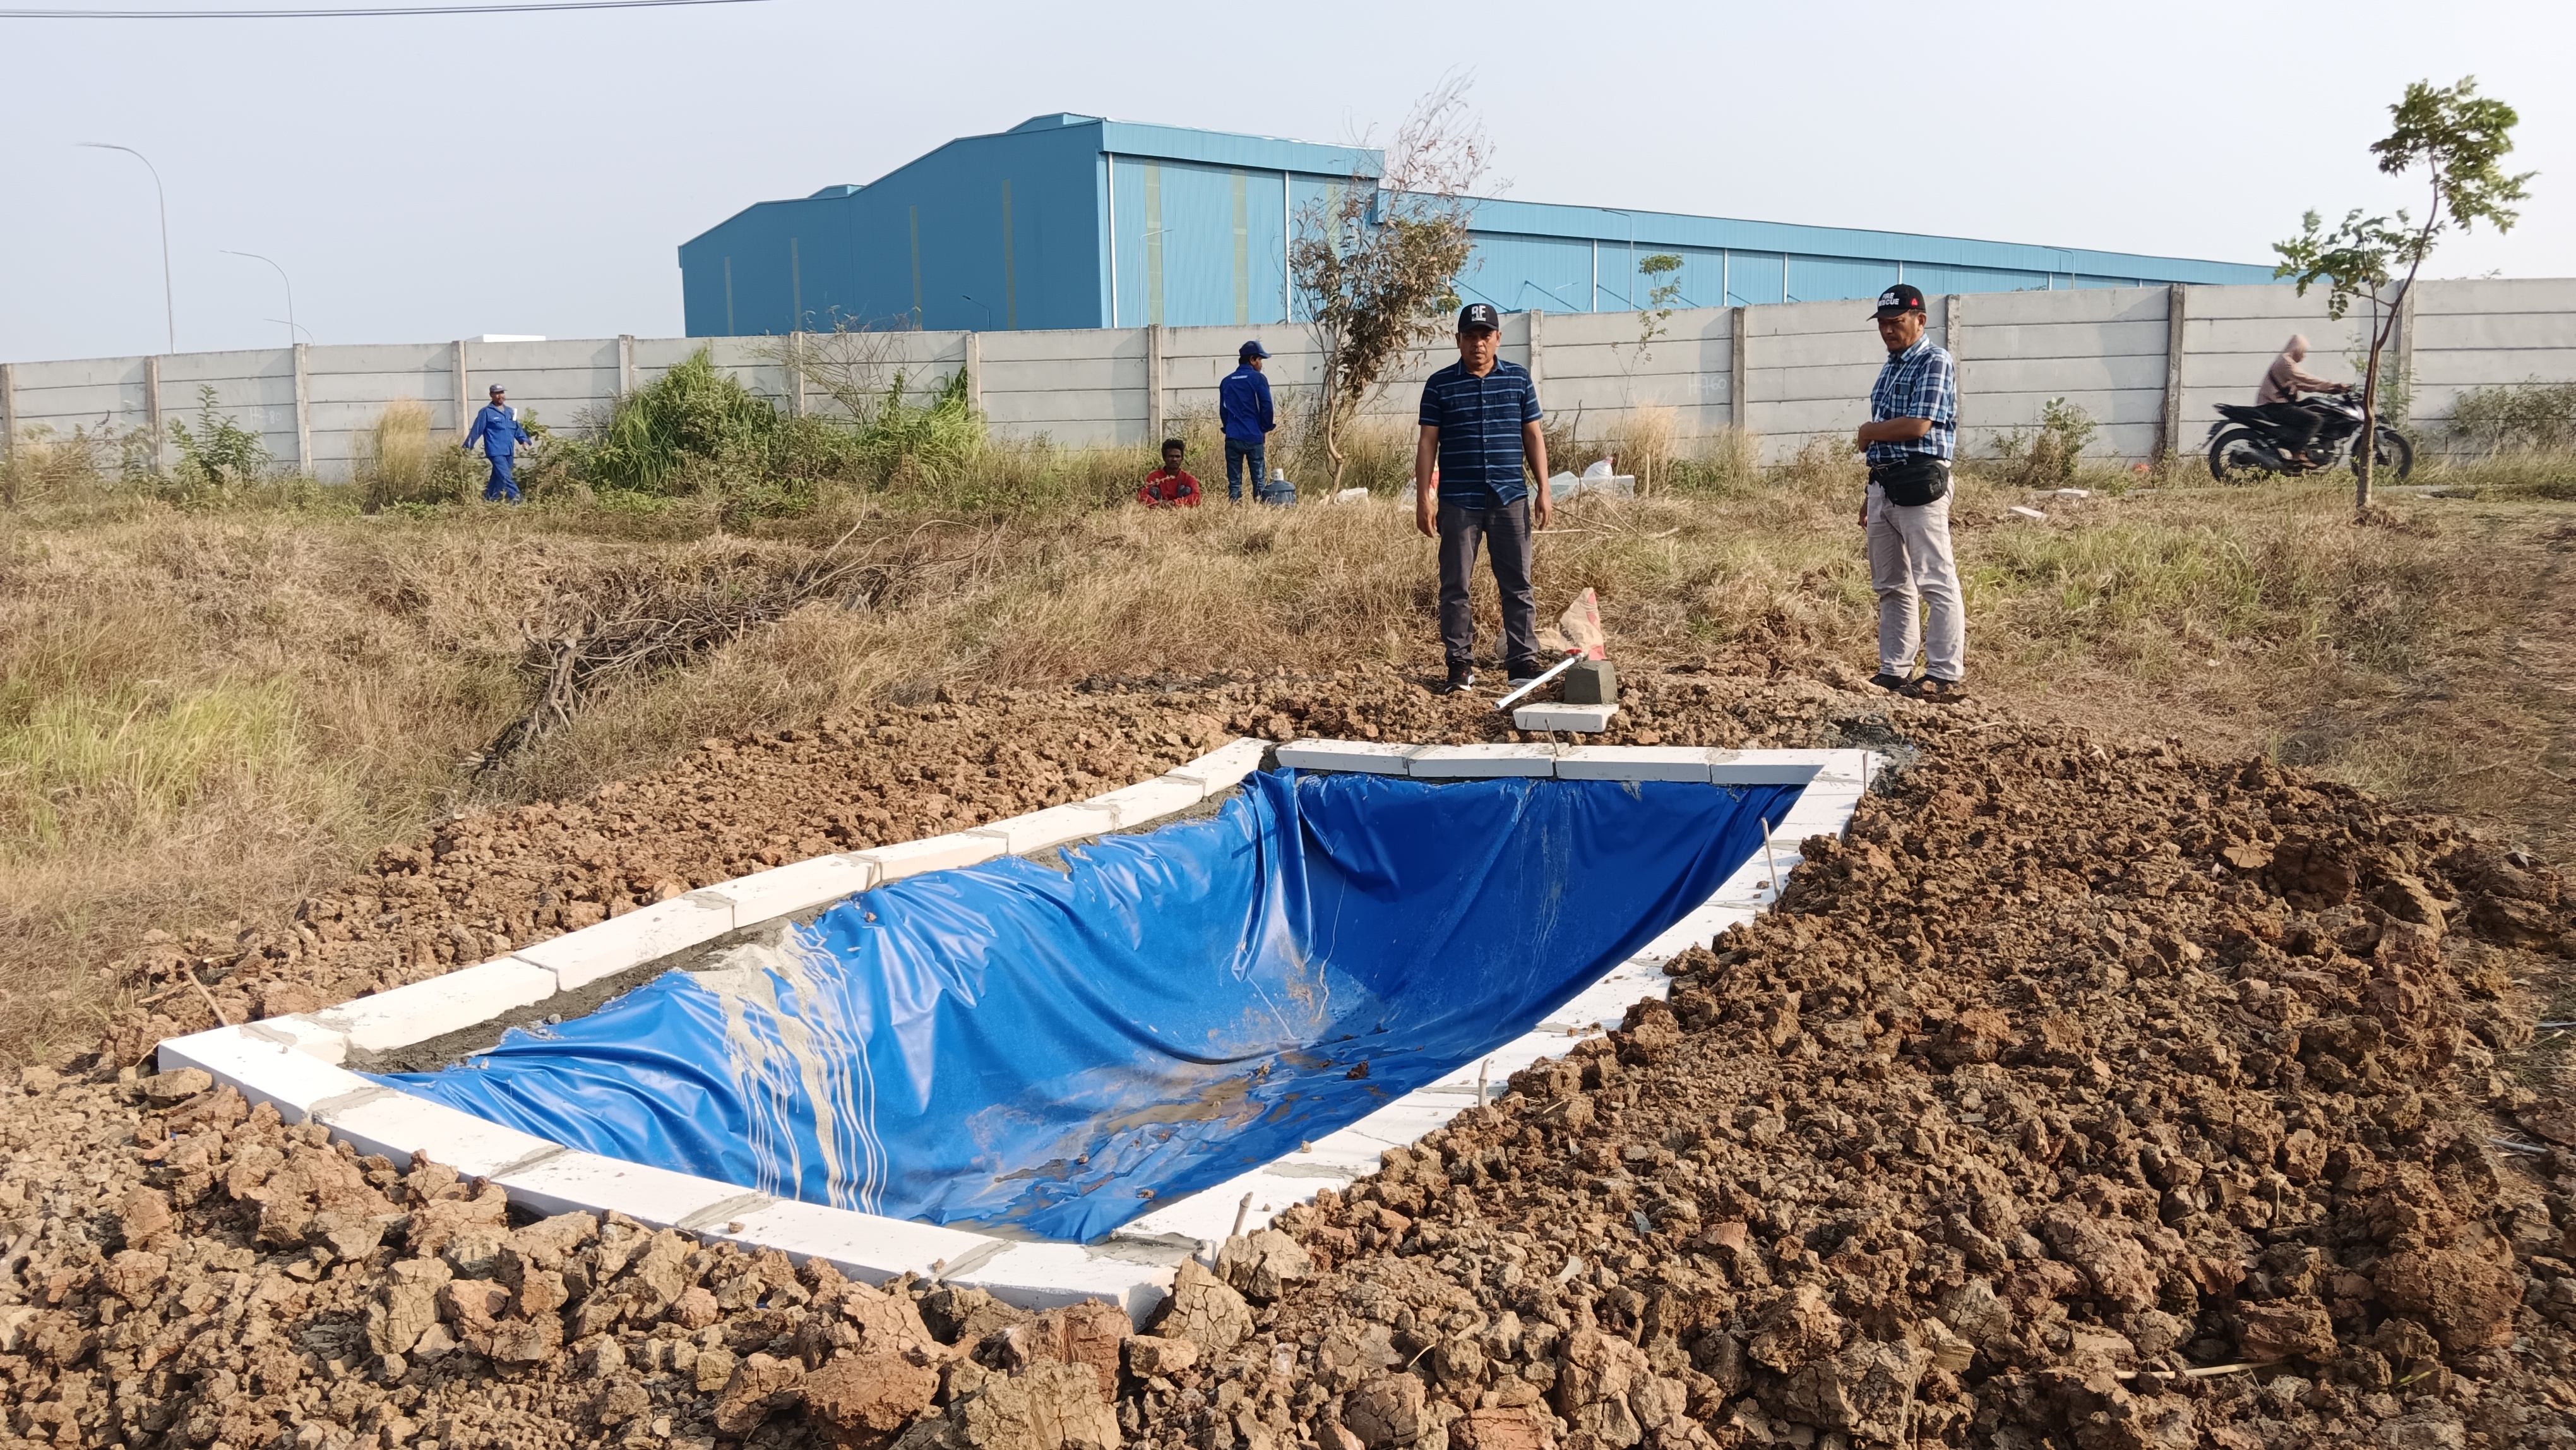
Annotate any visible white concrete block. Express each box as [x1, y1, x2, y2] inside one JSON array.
[[713, 854, 880, 927], [1275, 740, 1422, 775], [513, 892, 735, 992], [1707, 750, 1828, 784], [856, 832, 1006, 884], [1083, 775, 1206, 827], [1513, 704, 1619, 734], [492, 1149, 765, 1228], [717, 1195, 996, 1284], [305, 957, 558, 1055], [1167, 738, 1270, 792], [157, 1026, 377, 1120], [319, 1088, 564, 1176], [237, 1014, 352, 1065], [967, 1243, 1179, 1324], [1553, 745, 1711, 781], [969, 803, 1119, 855], [1407, 744, 1559, 779]]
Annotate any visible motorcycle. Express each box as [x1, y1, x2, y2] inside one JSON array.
[[2207, 390, 2413, 482]]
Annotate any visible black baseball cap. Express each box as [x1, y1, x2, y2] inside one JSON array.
[[1458, 302, 1500, 333], [1869, 284, 1926, 320]]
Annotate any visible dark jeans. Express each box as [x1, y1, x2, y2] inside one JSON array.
[[1225, 437, 1265, 501], [2260, 402, 2322, 452], [1438, 498, 1538, 672]]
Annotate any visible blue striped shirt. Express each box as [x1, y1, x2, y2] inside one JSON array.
[[1866, 339, 1957, 465], [1418, 359, 1543, 508]]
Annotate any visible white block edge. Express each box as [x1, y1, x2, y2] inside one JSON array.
[[156, 741, 1880, 1322]]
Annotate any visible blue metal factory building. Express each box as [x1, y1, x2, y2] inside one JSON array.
[[678, 114, 2275, 337]]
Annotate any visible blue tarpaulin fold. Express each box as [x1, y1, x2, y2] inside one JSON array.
[[377, 769, 1801, 1242]]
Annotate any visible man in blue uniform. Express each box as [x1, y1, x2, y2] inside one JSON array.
[[1217, 341, 1277, 503], [462, 384, 532, 503]]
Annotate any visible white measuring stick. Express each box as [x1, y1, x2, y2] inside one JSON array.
[[1493, 652, 1583, 712]]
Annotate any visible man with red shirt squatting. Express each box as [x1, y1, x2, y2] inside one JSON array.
[[1138, 439, 1203, 508]]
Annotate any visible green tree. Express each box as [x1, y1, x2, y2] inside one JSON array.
[[1635, 252, 1685, 354], [1292, 76, 1488, 489], [2274, 76, 2532, 512]]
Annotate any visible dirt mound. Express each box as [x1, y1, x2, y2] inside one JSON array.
[[18, 665, 2576, 1448], [1153, 731, 2576, 1449]]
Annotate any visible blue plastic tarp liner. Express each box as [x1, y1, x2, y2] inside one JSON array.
[[376, 769, 1803, 1242]]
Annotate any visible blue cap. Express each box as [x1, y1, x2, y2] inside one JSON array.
[[1458, 303, 1500, 333], [1239, 340, 1270, 359]]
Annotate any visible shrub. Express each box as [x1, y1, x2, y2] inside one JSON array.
[[1988, 397, 2097, 487], [2449, 378, 2576, 455], [166, 386, 271, 493]]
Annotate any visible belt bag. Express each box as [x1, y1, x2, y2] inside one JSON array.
[[1871, 457, 1950, 507]]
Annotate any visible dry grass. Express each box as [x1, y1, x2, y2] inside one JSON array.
[[2, 450, 2572, 1065]]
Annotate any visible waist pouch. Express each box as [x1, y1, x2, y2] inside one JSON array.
[[1871, 457, 1950, 507]]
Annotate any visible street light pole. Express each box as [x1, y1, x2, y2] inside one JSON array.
[[224, 251, 299, 348], [78, 142, 175, 354]]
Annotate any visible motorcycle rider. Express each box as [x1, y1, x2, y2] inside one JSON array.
[[2255, 335, 2347, 465]]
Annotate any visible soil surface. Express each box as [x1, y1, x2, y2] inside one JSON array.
[[9, 662, 2575, 1450]]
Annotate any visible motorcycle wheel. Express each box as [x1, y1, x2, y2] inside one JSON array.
[[2352, 427, 2414, 482], [2207, 429, 2276, 482]]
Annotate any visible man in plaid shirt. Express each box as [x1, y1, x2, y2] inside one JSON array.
[[1854, 283, 1965, 702]]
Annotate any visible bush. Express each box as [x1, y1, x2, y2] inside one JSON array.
[[355, 400, 485, 509], [1988, 396, 2097, 487], [582, 349, 794, 494], [2450, 378, 2576, 456], [166, 386, 271, 494]]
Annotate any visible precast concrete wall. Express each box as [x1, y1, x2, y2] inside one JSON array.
[[6, 279, 2570, 479]]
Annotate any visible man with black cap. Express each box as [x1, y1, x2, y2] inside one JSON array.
[[1218, 340, 1277, 503], [1856, 283, 1964, 702], [1416, 302, 1551, 694]]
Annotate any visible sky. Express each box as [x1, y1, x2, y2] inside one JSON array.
[[3, 0, 2570, 363]]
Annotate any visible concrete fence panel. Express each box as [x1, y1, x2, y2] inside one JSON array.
[[8, 278, 2570, 477]]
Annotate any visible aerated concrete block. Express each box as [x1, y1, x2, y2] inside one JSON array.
[[969, 802, 1120, 855], [1083, 776, 1206, 827], [854, 832, 1006, 885], [319, 1087, 564, 1177], [513, 892, 734, 991], [1167, 738, 1271, 793], [304, 957, 558, 1056], [158, 1026, 376, 1121], [1407, 744, 1559, 779], [1707, 750, 1829, 784], [491, 1149, 772, 1229], [1512, 703, 1618, 733], [712, 854, 880, 927], [237, 1015, 352, 1065], [1275, 740, 1422, 775], [1553, 745, 1710, 781]]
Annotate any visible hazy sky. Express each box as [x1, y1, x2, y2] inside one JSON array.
[[3, 0, 2568, 362]]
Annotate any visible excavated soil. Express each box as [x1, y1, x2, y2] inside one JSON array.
[[9, 662, 2576, 1450]]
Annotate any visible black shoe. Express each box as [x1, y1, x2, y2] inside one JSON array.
[[1433, 668, 1477, 696], [1905, 676, 1968, 704], [1868, 671, 1912, 693], [1505, 661, 1548, 685]]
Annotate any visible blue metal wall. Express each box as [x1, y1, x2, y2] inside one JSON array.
[[679, 117, 2277, 336]]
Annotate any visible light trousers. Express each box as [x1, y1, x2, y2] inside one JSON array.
[[1866, 483, 1965, 681]]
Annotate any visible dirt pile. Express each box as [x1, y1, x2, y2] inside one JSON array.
[[0, 1071, 1193, 1450], [1133, 731, 2576, 1449], [89, 662, 1918, 1072]]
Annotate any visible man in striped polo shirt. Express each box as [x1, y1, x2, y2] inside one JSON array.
[[1856, 283, 1965, 702], [1415, 303, 1552, 695]]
